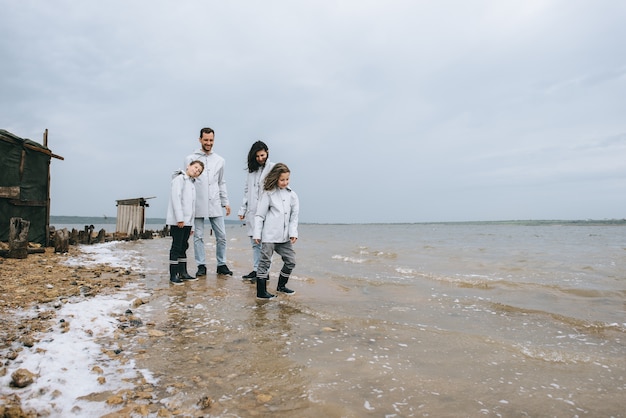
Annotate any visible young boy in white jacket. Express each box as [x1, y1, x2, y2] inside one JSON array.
[[253, 163, 299, 299], [166, 160, 204, 285]]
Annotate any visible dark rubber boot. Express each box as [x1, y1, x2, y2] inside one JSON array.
[[169, 264, 184, 285], [217, 264, 233, 276], [242, 271, 257, 284], [256, 278, 275, 299], [276, 274, 295, 294], [179, 262, 197, 281], [196, 264, 207, 277]]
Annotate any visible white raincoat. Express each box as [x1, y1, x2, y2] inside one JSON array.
[[166, 170, 196, 227], [253, 186, 299, 243], [238, 161, 276, 236], [184, 150, 229, 218]]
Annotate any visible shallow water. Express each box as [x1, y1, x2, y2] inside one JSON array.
[[75, 223, 625, 416]]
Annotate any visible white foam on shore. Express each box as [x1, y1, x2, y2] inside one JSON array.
[[63, 241, 143, 269], [0, 242, 154, 416]]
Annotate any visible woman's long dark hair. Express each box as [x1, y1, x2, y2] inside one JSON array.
[[247, 141, 269, 173]]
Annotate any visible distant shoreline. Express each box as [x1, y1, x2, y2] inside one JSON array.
[[49, 215, 240, 226], [49, 216, 626, 227]]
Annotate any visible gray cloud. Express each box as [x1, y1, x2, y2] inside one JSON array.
[[1, 0, 625, 223]]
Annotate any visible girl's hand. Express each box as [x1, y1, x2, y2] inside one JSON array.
[[238, 215, 245, 221], [254, 239, 261, 244], [177, 222, 184, 228], [290, 237, 297, 244]]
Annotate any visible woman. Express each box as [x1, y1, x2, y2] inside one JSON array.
[[237, 141, 276, 281]]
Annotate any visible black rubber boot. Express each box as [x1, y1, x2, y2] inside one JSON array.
[[169, 263, 184, 285], [217, 264, 233, 276], [196, 264, 207, 277], [256, 278, 275, 299], [178, 262, 197, 281], [276, 274, 295, 294], [242, 271, 257, 284]]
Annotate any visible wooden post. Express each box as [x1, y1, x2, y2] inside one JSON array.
[[53, 228, 70, 253], [8, 217, 30, 259], [70, 228, 79, 245], [45, 128, 51, 247]]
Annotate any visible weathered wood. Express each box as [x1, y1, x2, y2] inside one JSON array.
[[78, 225, 95, 244], [0, 186, 20, 199], [69, 228, 79, 245], [8, 217, 30, 259], [53, 228, 70, 253]]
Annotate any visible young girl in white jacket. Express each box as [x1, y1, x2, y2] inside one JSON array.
[[253, 163, 299, 299], [166, 160, 204, 285]]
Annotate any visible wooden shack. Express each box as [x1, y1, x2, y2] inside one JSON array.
[[0, 129, 64, 246], [115, 197, 153, 235]]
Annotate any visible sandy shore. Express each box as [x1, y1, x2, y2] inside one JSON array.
[[0, 239, 301, 417], [0, 246, 161, 417]]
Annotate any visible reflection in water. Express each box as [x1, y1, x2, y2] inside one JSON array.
[[131, 277, 320, 416], [114, 224, 626, 417]]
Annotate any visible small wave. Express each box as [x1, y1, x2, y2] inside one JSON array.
[[428, 275, 624, 304], [332, 255, 367, 264], [357, 247, 398, 259], [430, 274, 496, 288], [489, 302, 626, 334], [514, 344, 593, 364], [395, 267, 416, 275]]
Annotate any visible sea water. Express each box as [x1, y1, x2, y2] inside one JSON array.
[[52, 221, 626, 416]]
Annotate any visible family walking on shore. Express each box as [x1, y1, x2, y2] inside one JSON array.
[[166, 127, 299, 299]]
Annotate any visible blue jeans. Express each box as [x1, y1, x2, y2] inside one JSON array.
[[193, 217, 227, 267], [249, 237, 261, 271]]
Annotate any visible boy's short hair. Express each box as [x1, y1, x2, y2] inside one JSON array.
[[190, 160, 205, 170]]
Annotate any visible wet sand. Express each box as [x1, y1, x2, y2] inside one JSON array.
[[2, 230, 625, 417]]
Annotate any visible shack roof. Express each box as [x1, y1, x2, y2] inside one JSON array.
[[0, 129, 64, 160], [116, 197, 155, 207]]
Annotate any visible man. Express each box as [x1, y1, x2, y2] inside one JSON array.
[[185, 127, 233, 277]]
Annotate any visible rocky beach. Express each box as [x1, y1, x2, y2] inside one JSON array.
[[0, 245, 204, 417]]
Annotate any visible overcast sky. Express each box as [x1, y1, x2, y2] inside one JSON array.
[[2, 0, 625, 223]]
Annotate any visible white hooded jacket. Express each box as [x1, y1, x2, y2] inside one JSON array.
[[185, 150, 229, 218], [238, 161, 276, 236], [166, 170, 196, 227], [253, 186, 299, 243]]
